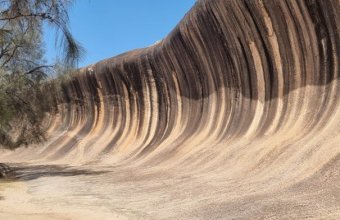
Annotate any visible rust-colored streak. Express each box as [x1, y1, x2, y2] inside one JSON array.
[[1, 0, 339, 219]]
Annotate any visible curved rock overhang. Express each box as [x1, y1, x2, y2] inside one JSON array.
[[2, 0, 339, 182]]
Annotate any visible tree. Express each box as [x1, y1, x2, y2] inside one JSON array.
[[0, 0, 83, 149]]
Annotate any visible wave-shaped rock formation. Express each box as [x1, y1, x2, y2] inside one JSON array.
[[1, 0, 339, 219]]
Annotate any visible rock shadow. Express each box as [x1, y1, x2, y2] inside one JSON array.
[[6, 163, 109, 181]]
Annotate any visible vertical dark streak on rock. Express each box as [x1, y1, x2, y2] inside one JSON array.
[[16, 0, 338, 187]]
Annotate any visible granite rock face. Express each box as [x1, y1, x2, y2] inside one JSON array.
[[1, 0, 339, 218], [51, 0, 339, 164]]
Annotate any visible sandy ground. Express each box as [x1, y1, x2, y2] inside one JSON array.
[[0, 160, 339, 220], [1, 0, 340, 219]]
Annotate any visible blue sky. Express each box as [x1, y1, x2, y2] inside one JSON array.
[[44, 0, 196, 67]]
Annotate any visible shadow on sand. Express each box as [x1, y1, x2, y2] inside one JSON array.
[[4, 163, 109, 181]]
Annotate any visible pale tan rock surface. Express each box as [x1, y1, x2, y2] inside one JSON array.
[[0, 0, 339, 219]]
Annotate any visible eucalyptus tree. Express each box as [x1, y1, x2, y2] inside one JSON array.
[[0, 0, 83, 149]]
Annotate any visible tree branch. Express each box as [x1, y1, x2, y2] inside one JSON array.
[[0, 12, 55, 23], [24, 65, 53, 75]]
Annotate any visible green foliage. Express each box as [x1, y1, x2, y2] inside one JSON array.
[[0, 0, 84, 66], [0, 0, 83, 149], [0, 70, 53, 148]]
